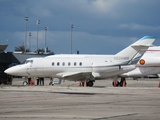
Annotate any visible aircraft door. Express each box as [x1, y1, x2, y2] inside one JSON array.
[[35, 60, 44, 77], [26, 60, 37, 76]]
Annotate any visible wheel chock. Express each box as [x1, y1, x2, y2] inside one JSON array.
[[158, 82, 160, 88], [84, 80, 87, 87], [122, 80, 126, 87], [78, 82, 82, 86]]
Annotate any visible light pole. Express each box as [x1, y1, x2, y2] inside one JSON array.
[[36, 20, 40, 53], [6, 39, 8, 45], [29, 32, 31, 51], [71, 24, 74, 54], [44, 26, 48, 53], [25, 16, 28, 53]]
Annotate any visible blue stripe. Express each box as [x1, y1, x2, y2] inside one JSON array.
[[117, 55, 143, 65], [139, 36, 156, 40]]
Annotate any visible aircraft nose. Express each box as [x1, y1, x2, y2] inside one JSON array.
[[4, 67, 17, 75]]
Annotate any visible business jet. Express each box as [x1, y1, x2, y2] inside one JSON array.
[[121, 46, 160, 79], [4, 36, 155, 87]]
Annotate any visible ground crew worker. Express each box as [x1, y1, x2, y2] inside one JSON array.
[[36, 78, 39, 85], [28, 78, 31, 85], [40, 77, 44, 85]]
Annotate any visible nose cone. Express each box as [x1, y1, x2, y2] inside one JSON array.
[[4, 67, 15, 75], [4, 65, 28, 77], [4, 66, 20, 76]]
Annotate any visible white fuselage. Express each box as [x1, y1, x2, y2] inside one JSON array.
[[4, 36, 156, 81], [122, 46, 160, 77], [6, 54, 135, 81]]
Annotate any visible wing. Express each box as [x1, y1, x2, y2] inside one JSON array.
[[55, 64, 135, 81], [58, 72, 94, 81]]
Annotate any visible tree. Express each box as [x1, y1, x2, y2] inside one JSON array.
[[35, 48, 45, 54], [15, 43, 54, 54], [15, 45, 31, 53], [35, 48, 54, 54], [15, 45, 25, 53]]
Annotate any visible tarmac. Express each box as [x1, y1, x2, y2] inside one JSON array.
[[0, 78, 160, 120]]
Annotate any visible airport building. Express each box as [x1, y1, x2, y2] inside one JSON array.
[[0, 44, 52, 85]]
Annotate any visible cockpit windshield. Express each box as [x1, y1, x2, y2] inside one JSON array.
[[22, 60, 33, 64]]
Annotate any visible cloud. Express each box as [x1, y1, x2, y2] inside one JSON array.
[[0, 0, 160, 54], [91, 0, 118, 13], [119, 23, 160, 31], [45, 31, 137, 54]]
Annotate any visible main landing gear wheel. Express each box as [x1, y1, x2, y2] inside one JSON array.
[[112, 80, 119, 87], [112, 78, 127, 87], [81, 81, 94, 87], [87, 81, 94, 87], [120, 77, 127, 87]]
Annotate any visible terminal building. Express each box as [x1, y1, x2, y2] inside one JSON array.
[[0, 44, 52, 85]]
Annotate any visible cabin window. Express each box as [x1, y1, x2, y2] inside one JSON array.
[[74, 62, 76, 66], [68, 62, 71, 66], [57, 62, 60, 66], [52, 62, 54, 66], [79, 62, 82, 66], [30, 60, 33, 64], [62, 62, 65, 66]]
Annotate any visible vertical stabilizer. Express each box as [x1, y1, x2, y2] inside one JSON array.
[[115, 36, 156, 64]]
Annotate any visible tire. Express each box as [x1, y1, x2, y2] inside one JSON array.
[[119, 81, 123, 87], [87, 81, 94, 87], [112, 80, 119, 87], [49, 82, 54, 86], [82, 82, 84, 86], [49, 82, 52, 85], [120, 77, 126, 87]]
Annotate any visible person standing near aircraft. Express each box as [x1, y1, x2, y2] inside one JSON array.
[[28, 78, 31, 85], [36, 77, 39, 85], [40, 77, 44, 85]]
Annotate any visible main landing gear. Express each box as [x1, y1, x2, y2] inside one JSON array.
[[79, 80, 94, 87], [112, 77, 127, 87]]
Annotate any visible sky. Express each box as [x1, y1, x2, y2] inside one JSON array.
[[0, 0, 160, 54]]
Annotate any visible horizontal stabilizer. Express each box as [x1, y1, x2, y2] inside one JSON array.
[[131, 44, 153, 47]]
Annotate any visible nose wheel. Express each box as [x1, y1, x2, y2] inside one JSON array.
[[22, 81, 28, 86], [49, 81, 54, 86]]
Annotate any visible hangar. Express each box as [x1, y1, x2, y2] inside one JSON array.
[[0, 44, 52, 85]]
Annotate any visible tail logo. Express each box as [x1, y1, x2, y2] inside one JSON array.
[[139, 59, 145, 65]]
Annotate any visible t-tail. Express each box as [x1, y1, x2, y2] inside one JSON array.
[[115, 36, 156, 64]]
